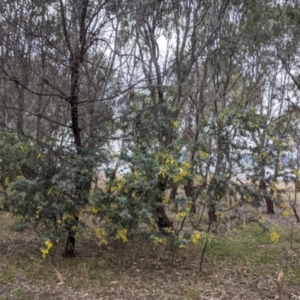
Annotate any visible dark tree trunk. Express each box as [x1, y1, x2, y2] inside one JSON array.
[[63, 215, 78, 259], [184, 178, 196, 214], [293, 177, 300, 223], [265, 196, 275, 214], [60, 0, 91, 258], [156, 206, 173, 232], [208, 202, 218, 222], [169, 186, 178, 201], [207, 177, 220, 223], [155, 177, 173, 232], [169, 185, 178, 212], [259, 179, 275, 214], [290, 199, 300, 223]]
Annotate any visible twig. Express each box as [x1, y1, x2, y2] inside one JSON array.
[[288, 191, 300, 223], [199, 219, 212, 272], [277, 271, 288, 300]]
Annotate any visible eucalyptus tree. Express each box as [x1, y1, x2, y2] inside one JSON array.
[[118, 0, 231, 228], [233, 0, 300, 216], [171, 0, 267, 220], [0, 0, 38, 134], [177, 0, 299, 219], [273, 0, 300, 94]]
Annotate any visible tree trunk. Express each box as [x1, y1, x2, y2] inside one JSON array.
[[156, 206, 173, 232], [155, 177, 173, 232], [291, 177, 300, 223], [259, 179, 275, 214], [63, 215, 78, 258], [169, 185, 178, 201], [184, 178, 196, 214], [60, 0, 91, 258], [208, 202, 218, 222], [207, 176, 221, 223], [169, 185, 178, 212]]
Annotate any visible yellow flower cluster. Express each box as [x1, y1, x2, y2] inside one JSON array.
[[116, 228, 128, 243], [160, 153, 176, 166], [164, 227, 175, 234], [280, 202, 287, 209], [199, 150, 209, 161], [114, 178, 126, 191], [177, 232, 186, 248], [194, 175, 202, 185], [95, 227, 108, 246], [62, 214, 71, 221], [104, 216, 112, 224], [40, 240, 53, 258], [190, 231, 201, 245], [270, 227, 280, 243], [154, 237, 166, 245], [172, 162, 191, 183], [162, 195, 170, 204], [19, 144, 29, 153], [176, 211, 187, 220], [105, 177, 126, 193], [158, 166, 168, 179], [90, 205, 99, 214], [282, 210, 291, 218], [171, 120, 179, 129], [187, 199, 193, 212], [245, 194, 251, 203], [4, 177, 10, 187], [71, 225, 77, 232], [258, 212, 265, 223], [156, 153, 191, 183]]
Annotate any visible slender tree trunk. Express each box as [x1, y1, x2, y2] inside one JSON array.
[[60, 0, 92, 258], [208, 130, 224, 222], [155, 177, 173, 232], [169, 185, 178, 212], [184, 178, 196, 214], [169, 186, 178, 201], [208, 202, 218, 222], [259, 179, 275, 214], [207, 178, 219, 223], [156, 206, 173, 231], [288, 176, 300, 223]]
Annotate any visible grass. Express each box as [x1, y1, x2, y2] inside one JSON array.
[[1, 213, 300, 299], [11, 288, 34, 300], [201, 221, 300, 287]]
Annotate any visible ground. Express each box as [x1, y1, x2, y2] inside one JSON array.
[[1, 204, 300, 300]]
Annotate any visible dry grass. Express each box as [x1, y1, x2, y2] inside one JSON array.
[[1, 206, 300, 300]]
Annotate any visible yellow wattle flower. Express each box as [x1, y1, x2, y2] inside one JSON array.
[[116, 228, 128, 243], [45, 240, 53, 250], [40, 248, 49, 258], [191, 231, 201, 244], [176, 211, 187, 220], [269, 227, 280, 243]]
